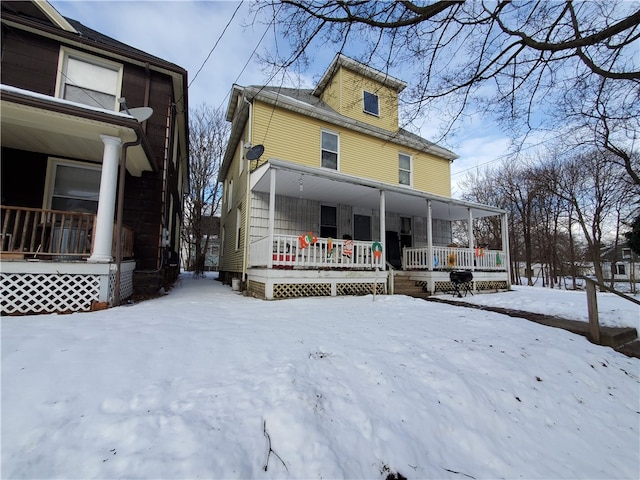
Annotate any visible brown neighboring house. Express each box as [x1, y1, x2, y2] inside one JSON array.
[[1, 1, 189, 314]]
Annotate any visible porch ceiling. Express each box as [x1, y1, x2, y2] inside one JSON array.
[[251, 159, 505, 221], [1, 86, 155, 176]]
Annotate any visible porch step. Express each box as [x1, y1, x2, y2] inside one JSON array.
[[393, 277, 428, 297]]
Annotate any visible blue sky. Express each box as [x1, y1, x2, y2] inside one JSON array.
[[49, 0, 512, 196]]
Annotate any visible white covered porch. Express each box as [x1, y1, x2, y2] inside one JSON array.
[[243, 159, 510, 299]]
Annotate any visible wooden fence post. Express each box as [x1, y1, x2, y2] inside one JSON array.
[[585, 278, 600, 344]]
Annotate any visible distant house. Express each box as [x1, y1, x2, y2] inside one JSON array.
[[218, 54, 510, 299], [183, 216, 220, 271], [602, 244, 639, 284], [1, 1, 189, 314]]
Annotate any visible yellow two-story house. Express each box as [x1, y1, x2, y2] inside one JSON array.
[[218, 54, 510, 299]]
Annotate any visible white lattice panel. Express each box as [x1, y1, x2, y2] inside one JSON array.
[[1, 272, 100, 315]]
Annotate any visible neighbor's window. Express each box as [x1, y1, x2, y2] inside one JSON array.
[[399, 153, 412, 186], [321, 130, 339, 170], [614, 263, 626, 275], [320, 205, 337, 238], [46, 159, 101, 213], [363, 91, 379, 116], [56, 47, 122, 110]]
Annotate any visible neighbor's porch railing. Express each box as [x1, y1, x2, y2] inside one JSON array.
[[1, 206, 134, 259], [249, 234, 384, 269], [403, 245, 506, 271]]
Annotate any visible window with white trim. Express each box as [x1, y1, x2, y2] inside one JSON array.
[[236, 207, 242, 250], [399, 153, 412, 186], [363, 90, 379, 116], [614, 263, 626, 275], [45, 159, 101, 213], [226, 179, 233, 212], [321, 130, 339, 170], [56, 47, 122, 110]]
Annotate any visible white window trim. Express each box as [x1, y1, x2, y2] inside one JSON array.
[[399, 152, 413, 187], [226, 179, 233, 212], [363, 90, 380, 117], [55, 46, 123, 111], [321, 129, 340, 170], [44, 157, 102, 211], [235, 207, 242, 251]]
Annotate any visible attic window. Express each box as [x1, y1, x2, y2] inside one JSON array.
[[363, 91, 379, 116]]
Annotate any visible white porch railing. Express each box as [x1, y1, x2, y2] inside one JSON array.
[[403, 245, 506, 271], [249, 234, 384, 269]]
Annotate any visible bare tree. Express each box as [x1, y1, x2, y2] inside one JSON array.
[[256, 0, 640, 184], [552, 150, 629, 284], [182, 105, 229, 276]]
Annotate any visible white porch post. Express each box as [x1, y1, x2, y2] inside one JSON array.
[[468, 207, 474, 272], [426, 199, 433, 271], [88, 135, 122, 263], [502, 212, 511, 288], [379, 190, 386, 271], [267, 169, 276, 269]]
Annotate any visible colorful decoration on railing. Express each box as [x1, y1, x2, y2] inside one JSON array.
[[371, 241, 383, 259], [475, 247, 485, 257], [447, 252, 457, 267], [343, 239, 353, 258], [496, 252, 502, 266], [327, 237, 334, 257], [433, 255, 439, 268], [298, 231, 317, 249]]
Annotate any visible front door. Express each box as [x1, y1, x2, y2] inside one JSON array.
[[385, 230, 401, 269]]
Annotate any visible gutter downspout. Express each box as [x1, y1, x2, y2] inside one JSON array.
[[242, 96, 252, 284], [114, 133, 141, 305]]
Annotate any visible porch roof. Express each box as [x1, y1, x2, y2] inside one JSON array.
[[251, 159, 506, 221], [0, 84, 156, 176]]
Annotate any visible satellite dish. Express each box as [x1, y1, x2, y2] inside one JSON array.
[[127, 106, 154, 122], [245, 144, 264, 161]]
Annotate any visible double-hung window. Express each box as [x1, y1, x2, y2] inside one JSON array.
[[363, 90, 379, 116], [399, 153, 412, 186], [46, 159, 101, 213], [57, 47, 122, 111], [321, 130, 339, 170]]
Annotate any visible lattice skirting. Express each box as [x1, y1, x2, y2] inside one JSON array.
[[337, 282, 384, 296], [109, 270, 134, 302], [1, 272, 101, 315], [273, 283, 331, 299], [434, 280, 508, 293]]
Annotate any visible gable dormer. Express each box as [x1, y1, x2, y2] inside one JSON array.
[[312, 54, 407, 133]]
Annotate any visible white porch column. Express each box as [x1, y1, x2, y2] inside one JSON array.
[[267, 169, 276, 269], [502, 212, 511, 288], [379, 190, 386, 271], [468, 207, 474, 272], [426, 200, 433, 271], [88, 135, 122, 263]]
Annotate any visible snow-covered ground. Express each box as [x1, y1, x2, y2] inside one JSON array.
[[2, 274, 639, 479], [438, 284, 640, 330]]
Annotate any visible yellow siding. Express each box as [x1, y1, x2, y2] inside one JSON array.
[[319, 66, 399, 132], [251, 101, 451, 197], [321, 68, 342, 114], [219, 126, 248, 273]]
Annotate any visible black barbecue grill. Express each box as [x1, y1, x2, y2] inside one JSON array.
[[449, 270, 473, 298]]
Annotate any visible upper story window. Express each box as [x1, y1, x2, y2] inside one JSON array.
[[399, 152, 412, 186], [56, 47, 123, 111], [321, 130, 339, 170], [45, 159, 101, 213], [363, 91, 379, 116]]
